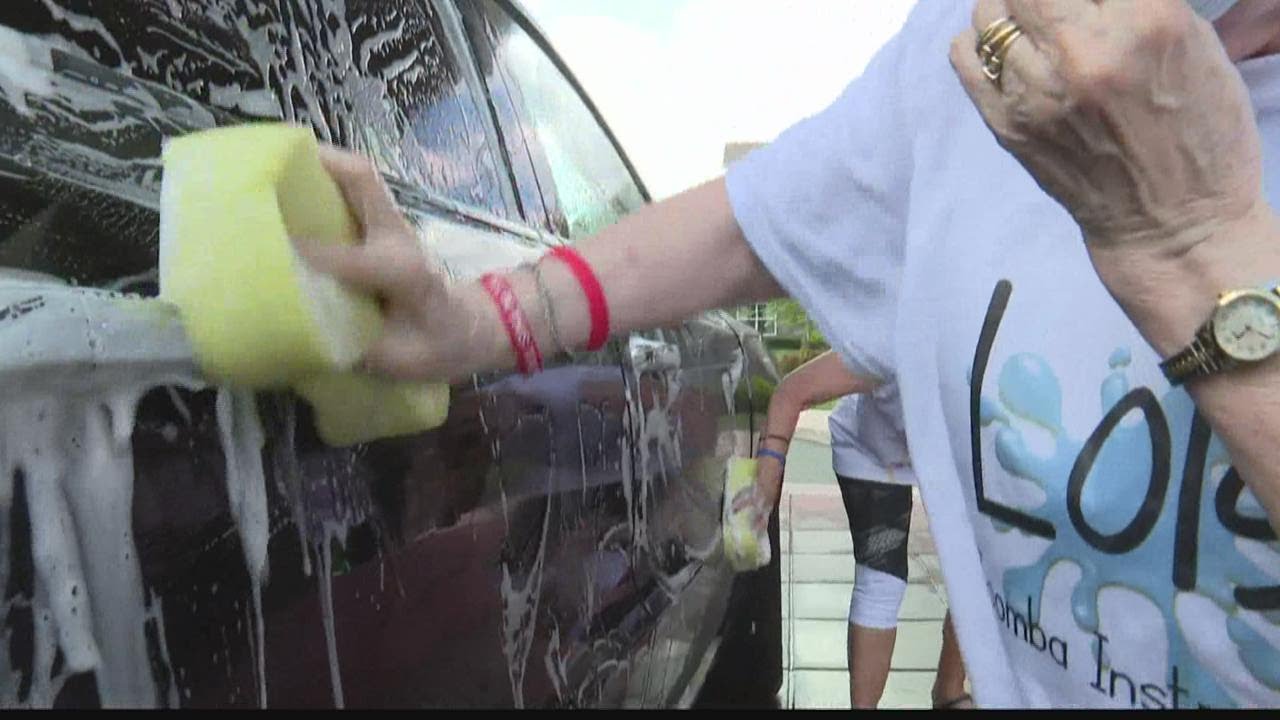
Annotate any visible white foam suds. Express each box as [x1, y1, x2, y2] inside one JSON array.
[[0, 25, 55, 115], [143, 592, 181, 708], [0, 0, 492, 706], [214, 388, 270, 707], [317, 533, 344, 709], [250, 585, 266, 707], [27, 578, 65, 706], [63, 390, 156, 706], [214, 389, 270, 584], [269, 399, 310, 578], [0, 283, 280, 707], [543, 622, 568, 704], [5, 400, 102, 676], [0, 389, 160, 706], [498, 475, 552, 710]]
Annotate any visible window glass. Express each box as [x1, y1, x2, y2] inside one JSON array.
[[480, 2, 645, 239], [0, 0, 510, 286]]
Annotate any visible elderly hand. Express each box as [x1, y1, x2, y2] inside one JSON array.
[[950, 0, 1264, 251], [948, 0, 1280, 353]]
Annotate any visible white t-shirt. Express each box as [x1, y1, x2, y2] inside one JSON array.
[[727, 0, 1280, 708], [829, 388, 916, 486]]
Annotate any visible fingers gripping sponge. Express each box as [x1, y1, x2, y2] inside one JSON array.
[[160, 124, 378, 386], [722, 457, 772, 572], [160, 124, 449, 446]]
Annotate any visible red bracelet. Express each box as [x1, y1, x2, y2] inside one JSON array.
[[481, 273, 543, 376], [548, 246, 610, 352]]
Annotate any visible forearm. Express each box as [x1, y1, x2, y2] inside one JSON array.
[[749, 351, 880, 508], [763, 351, 881, 441], [761, 388, 809, 449], [1188, 363, 1280, 534], [437, 178, 783, 377], [1093, 206, 1280, 533]]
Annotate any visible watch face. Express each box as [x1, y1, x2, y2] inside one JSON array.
[[1213, 290, 1280, 362]]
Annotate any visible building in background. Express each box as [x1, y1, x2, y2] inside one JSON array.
[[722, 142, 824, 352], [724, 143, 776, 337], [722, 142, 764, 167]]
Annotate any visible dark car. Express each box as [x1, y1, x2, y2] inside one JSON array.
[[0, 0, 781, 708]]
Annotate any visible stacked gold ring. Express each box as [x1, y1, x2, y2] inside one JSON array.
[[976, 16, 1024, 88]]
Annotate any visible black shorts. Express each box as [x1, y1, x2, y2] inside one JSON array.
[[836, 475, 913, 582]]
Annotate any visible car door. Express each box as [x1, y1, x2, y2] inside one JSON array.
[[0, 0, 650, 709], [455, 0, 776, 708]]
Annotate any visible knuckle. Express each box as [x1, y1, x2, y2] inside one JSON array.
[[1008, 99, 1052, 135], [1060, 44, 1124, 102]]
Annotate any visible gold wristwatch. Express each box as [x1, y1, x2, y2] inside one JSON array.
[[1160, 281, 1280, 386]]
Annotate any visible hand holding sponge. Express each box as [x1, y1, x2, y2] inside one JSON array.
[[159, 123, 448, 446], [722, 457, 773, 572]]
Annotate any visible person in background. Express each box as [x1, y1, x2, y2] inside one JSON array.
[[747, 351, 970, 709]]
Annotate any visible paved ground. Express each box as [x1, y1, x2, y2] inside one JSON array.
[[776, 411, 951, 710]]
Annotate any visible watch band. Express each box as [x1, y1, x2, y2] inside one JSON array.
[[1160, 324, 1230, 386], [1160, 280, 1280, 387]]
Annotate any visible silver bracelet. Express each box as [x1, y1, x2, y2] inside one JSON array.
[[532, 261, 566, 356]]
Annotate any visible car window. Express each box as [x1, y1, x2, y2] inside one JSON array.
[[475, 1, 645, 240], [336, 0, 511, 218], [0, 0, 511, 287], [460, 1, 560, 236]]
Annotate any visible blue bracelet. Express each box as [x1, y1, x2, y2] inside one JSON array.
[[757, 448, 787, 466]]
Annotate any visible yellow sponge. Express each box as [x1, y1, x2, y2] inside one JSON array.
[[297, 374, 450, 447], [160, 123, 378, 387], [160, 123, 449, 446], [722, 457, 772, 572]]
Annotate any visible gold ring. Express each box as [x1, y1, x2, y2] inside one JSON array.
[[975, 16, 1024, 88]]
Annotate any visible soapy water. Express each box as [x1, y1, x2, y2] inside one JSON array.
[[978, 349, 1280, 706], [0, 282, 283, 707], [0, 0, 747, 706], [1, 389, 179, 707], [475, 344, 743, 708], [0, 2, 511, 701], [0, 0, 507, 228], [0, 283, 391, 707], [0, 1, 520, 295], [213, 389, 270, 707]]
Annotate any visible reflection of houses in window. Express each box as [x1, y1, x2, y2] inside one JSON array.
[[735, 302, 777, 337]]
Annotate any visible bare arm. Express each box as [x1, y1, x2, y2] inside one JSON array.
[[760, 350, 881, 453], [1096, 214, 1280, 535], [297, 155, 783, 382], [744, 351, 881, 526], [539, 178, 784, 356]]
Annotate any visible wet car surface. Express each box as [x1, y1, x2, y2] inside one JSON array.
[[0, 0, 781, 708]]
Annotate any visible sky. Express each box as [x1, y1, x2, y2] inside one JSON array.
[[520, 0, 916, 198]]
